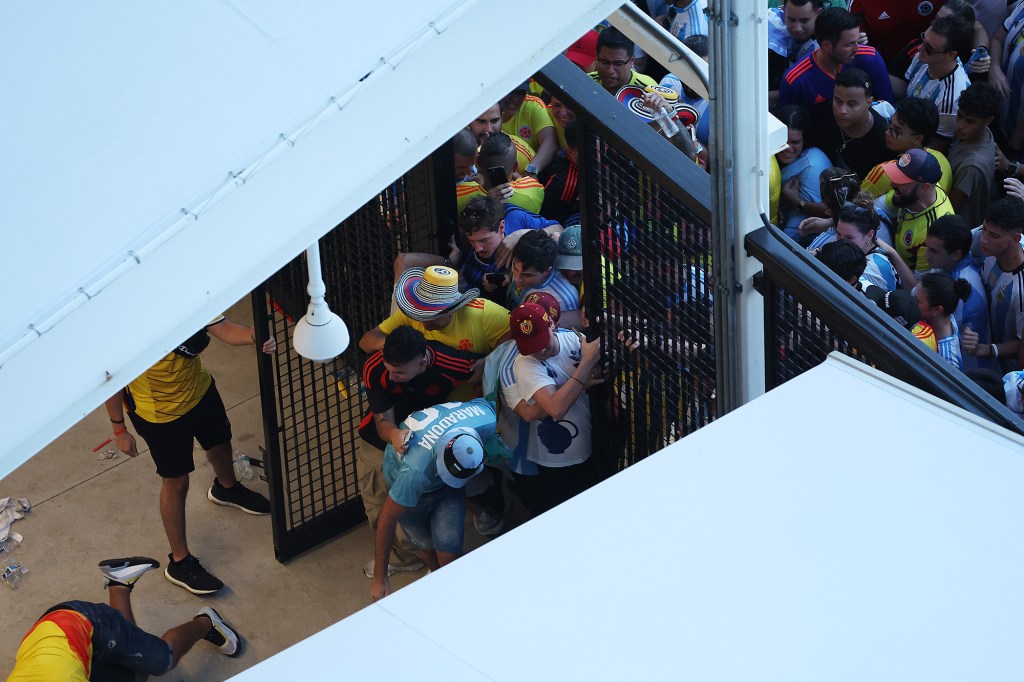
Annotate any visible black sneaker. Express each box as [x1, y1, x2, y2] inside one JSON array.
[[208, 478, 270, 515], [164, 554, 223, 595], [195, 606, 242, 657]]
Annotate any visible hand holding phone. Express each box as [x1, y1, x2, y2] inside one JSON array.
[[486, 165, 509, 188]]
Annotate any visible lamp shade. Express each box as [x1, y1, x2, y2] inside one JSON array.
[[291, 241, 349, 362], [292, 300, 349, 362]]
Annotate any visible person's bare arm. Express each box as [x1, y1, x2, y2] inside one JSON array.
[[989, 25, 1010, 98], [371, 496, 410, 602], [207, 318, 277, 353], [373, 407, 410, 455], [359, 327, 387, 354], [512, 399, 548, 422], [528, 127, 559, 176], [104, 393, 138, 458], [394, 252, 445, 282], [526, 336, 602, 420], [874, 238, 917, 290]]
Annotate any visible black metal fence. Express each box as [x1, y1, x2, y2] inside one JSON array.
[[252, 155, 453, 561], [537, 57, 717, 472], [746, 223, 1024, 436]]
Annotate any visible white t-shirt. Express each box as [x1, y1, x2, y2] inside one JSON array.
[[512, 330, 592, 468]]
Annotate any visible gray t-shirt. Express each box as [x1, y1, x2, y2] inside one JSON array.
[[948, 127, 996, 229]]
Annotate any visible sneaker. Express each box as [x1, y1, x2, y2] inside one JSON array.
[[99, 556, 159, 589], [164, 554, 223, 595], [208, 478, 270, 515], [362, 557, 424, 579], [195, 606, 241, 657]]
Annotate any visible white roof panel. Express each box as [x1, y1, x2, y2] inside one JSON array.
[[0, 0, 623, 478]]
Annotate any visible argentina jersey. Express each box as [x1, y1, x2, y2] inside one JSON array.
[[508, 269, 581, 311]]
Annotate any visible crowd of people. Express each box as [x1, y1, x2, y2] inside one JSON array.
[[9, 2, 1024, 677]]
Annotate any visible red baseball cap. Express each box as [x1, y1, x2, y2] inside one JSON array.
[[565, 30, 598, 69], [510, 302, 553, 355], [522, 291, 561, 325]]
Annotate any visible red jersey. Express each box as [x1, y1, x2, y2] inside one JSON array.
[[849, 0, 947, 62]]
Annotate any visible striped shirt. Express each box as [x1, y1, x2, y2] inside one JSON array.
[[508, 268, 581, 312], [936, 315, 963, 370], [981, 255, 1024, 369], [904, 56, 970, 140]]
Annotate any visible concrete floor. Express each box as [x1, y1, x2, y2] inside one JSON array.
[[0, 297, 471, 680]]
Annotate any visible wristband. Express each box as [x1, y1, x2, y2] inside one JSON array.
[[1009, 162, 1020, 177], [991, 344, 1000, 359], [113, 426, 128, 436], [110, 418, 124, 424], [572, 375, 585, 386], [525, 164, 539, 175]]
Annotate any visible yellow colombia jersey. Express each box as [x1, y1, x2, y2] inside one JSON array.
[[769, 154, 782, 226], [124, 317, 224, 423], [8, 610, 93, 682], [861, 147, 952, 199], [891, 186, 955, 277], [510, 134, 535, 172], [501, 96, 554, 152], [455, 176, 545, 215], [587, 69, 658, 91], [379, 298, 510, 355]]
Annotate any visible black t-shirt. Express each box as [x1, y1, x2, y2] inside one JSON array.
[[358, 342, 479, 450], [813, 108, 891, 181]]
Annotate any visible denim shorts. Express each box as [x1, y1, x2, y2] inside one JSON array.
[[49, 601, 173, 678], [398, 486, 466, 555]]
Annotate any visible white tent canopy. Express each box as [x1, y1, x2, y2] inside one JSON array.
[[0, 0, 622, 478], [231, 356, 1024, 680]]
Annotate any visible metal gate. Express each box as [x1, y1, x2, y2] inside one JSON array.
[[252, 154, 454, 561]]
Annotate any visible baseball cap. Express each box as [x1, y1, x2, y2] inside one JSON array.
[[510, 302, 553, 355], [565, 30, 598, 69], [882, 148, 941, 185], [863, 285, 922, 329], [555, 224, 583, 271], [434, 427, 484, 488], [522, 291, 562, 325]]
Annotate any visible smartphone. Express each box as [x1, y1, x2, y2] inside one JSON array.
[[484, 272, 505, 286], [486, 165, 509, 188]]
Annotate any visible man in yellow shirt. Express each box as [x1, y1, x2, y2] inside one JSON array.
[[588, 27, 658, 95], [500, 83, 558, 176], [104, 316, 276, 596], [861, 97, 952, 198], [882, 148, 955, 279], [7, 557, 238, 681], [360, 266, 510, 356]]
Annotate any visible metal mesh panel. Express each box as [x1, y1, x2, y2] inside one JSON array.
[[254, 159, 442, 561], [769, 286, 873, 386], [582, 128, 717, 471]]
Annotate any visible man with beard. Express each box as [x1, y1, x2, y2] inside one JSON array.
[[882, 147, 955, 280]]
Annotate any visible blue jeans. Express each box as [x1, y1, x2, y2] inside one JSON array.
[[50, 601, 173, 679], [398, 486, 466, 554]]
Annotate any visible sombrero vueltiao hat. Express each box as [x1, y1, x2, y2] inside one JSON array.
[[395, 265, 480, 322]]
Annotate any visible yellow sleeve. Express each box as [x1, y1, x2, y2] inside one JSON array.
[[525, 99, 554, 134], [377, 310, 412, 336], [769, 155, 781, 226], [481, 300, 511, 351]]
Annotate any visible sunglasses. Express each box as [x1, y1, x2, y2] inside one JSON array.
[[841, 201, 870, 216], [919, 32, 949, 56]]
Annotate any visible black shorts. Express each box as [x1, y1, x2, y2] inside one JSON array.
[[128, 381, 232, 478]]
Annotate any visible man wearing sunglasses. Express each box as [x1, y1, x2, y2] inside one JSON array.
[[904, 15, 973, 154]]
